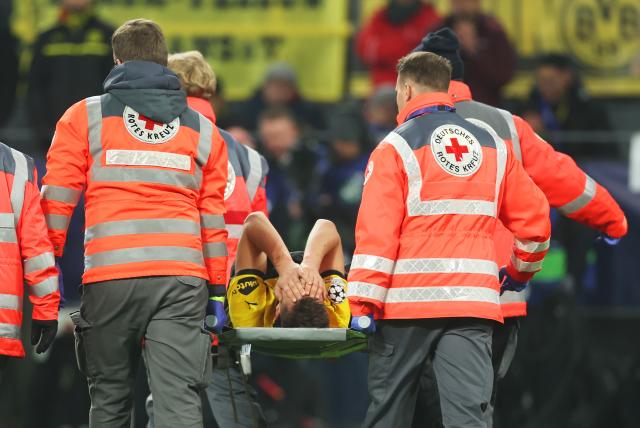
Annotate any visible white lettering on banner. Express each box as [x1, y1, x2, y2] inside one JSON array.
[[123, 106, 179, 144], [431, 124, 483, 177], [105, 150, 191, 171]]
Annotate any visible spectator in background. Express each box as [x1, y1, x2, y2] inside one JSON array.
[[258, 107, 323, 249], [234, 62, 325, 132], [357, 0, 440, 87], [364, 85, 398, 144], [0, 1, 18, 127], [431, 0, 516, 106], [316, 108, 371, 256], [522, 54, 612, 159], [27, 0, 113, 152]]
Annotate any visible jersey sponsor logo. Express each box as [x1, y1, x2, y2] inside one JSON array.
[[225, 161, 236, 201], [123, 106, 179, 144], [234, 277, 260, 296], [430, 125, 483, 177], [363, 161, 374, 185]]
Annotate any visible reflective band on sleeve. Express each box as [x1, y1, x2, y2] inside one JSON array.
[[558, 175, 596, 215], [85, 219, 200, 242], [41, 185, 82, 204], [85, 246, 205, 269], [0, 323, 20, 339], [196, 113, 213, 169], [9, 148, 28, 225], [92, 167, 199, 189], [384, 132, 497, 218], [0, 294, 20, 311], [23, 252, 56, 274], [498, 108, 521, 162], [351, 255, 395, 275], [246, 148, 263, 201], [511, 255, 543, 272], [226, 224, 243, 239], [348, 281, 389, 302], [499, 290, 527, 305], [203, 242, 228, 258], [515, 238, 550, 253], [45, 214, 71, 231], [393, 258, 498, 276], [0, 227, 17, 243], [30, 276, 59, 297], [106, 150, 191, 171], [200, 214, 225, 229]]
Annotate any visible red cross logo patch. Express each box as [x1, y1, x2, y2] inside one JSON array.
[[123, 106, 180, 144], [430, 124, 483, 177]]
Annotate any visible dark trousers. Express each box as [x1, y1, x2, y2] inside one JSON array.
[[364, 318, 494, 428], [73, 276, 211, 428]]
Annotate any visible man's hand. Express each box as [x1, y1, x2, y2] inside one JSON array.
[[31, 319, 58, 353], [298, 263, 326, 301], [350, 315, 376, 334], [204, 298, 226, 334], [275, 263, 306, 303], [499, 267, 528, 295]]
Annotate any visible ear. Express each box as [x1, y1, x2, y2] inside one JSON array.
[[113, 55, 122, 65], [404, 83, 414, 103]]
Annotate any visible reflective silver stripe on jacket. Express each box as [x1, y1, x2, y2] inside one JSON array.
[[203, 242, 228, 259], [351, 254, 395, 275], [393, 258, 498, 276], [196, 113, 214, 168], [30, 276, 59, 297], [105, 150, 191, 171], [41, 185, 82, 205], [558, 175, 596, 215], [0, 323, 20, 339], [45, 213, 71, 231], [511, 255, 543, 272], [85, 219, 200, 242], [499, 289, 527, 305], [9, 148, 28, 225], [0, 294, 21, 311], [0, 213, 17, 243], [383, 132, 499, 217], [24, 252, 56, 274], [498, 108, 522, 162], [515, 238, 550, 253], [226, 224, 243, 239], [200, 214, 225, 230], [85, 246, 205, 269], [245, 147, 263, 201], [349, 282, 499, 305]]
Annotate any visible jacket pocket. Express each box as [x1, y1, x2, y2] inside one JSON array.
[[70, 311, 93, 377], [176, 276, 205, 288]]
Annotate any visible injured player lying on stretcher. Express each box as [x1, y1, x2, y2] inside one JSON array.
[[228, 211, 350, 329]]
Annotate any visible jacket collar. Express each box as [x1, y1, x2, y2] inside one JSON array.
[[448, 80, 473, 102], [396, 92, 455, 125], [187, 96, 217, 124]]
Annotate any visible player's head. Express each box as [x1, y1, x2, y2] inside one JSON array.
[[395, 52, 452, 111], [168, 50, 217, 99], [413, 28, 464, 81], [280, 296, 329, 328], [112, 19, 168, 66]]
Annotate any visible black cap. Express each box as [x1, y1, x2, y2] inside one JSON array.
[[413, 27, 464, 81]]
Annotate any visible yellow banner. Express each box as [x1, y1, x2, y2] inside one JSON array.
[[14, 0, 351, 101]]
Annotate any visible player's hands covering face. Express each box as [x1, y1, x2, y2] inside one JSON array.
[[298, 263, 326, 301], [275, 262, 306, 303]]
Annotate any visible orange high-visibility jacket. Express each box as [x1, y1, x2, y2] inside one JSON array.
[[1, 143, 59, 357], [347, 93, 551, 322], [450, 81, 628, 317], [187, 97, 268, 279], [41, 61, 228, 286]]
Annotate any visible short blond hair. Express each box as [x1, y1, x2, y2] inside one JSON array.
[[168, 51, 216, 98]]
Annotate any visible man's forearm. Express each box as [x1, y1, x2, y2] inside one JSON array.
[[244, 213, 295, 273], [302, 220, 340, 270]]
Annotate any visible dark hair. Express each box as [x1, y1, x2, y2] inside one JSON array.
[[396, 52, 452, 92], [281, 296, 329, 328], [537, 53, 575, 71], [112, 19, 168, 66], [258, 106, 297, 125]]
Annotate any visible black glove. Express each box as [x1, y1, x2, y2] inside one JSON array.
[[31, 319, 58, 354]]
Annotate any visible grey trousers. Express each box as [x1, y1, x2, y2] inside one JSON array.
[[146, 345, 266, 428], [72, 276, 211, 428], [364, 318, 495, 428]]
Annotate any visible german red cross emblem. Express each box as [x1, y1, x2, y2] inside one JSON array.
[[123, 106, 180, 144], [430, 125, 483, 177]]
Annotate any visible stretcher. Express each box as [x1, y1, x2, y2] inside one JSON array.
[[220, 328, 368, 374]]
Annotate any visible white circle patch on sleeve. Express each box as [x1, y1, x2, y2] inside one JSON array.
[[430, 124, 483, 177], [123, 106, 180, 144], [363, 160, 374, 185], [224, 161, 236, 201]]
